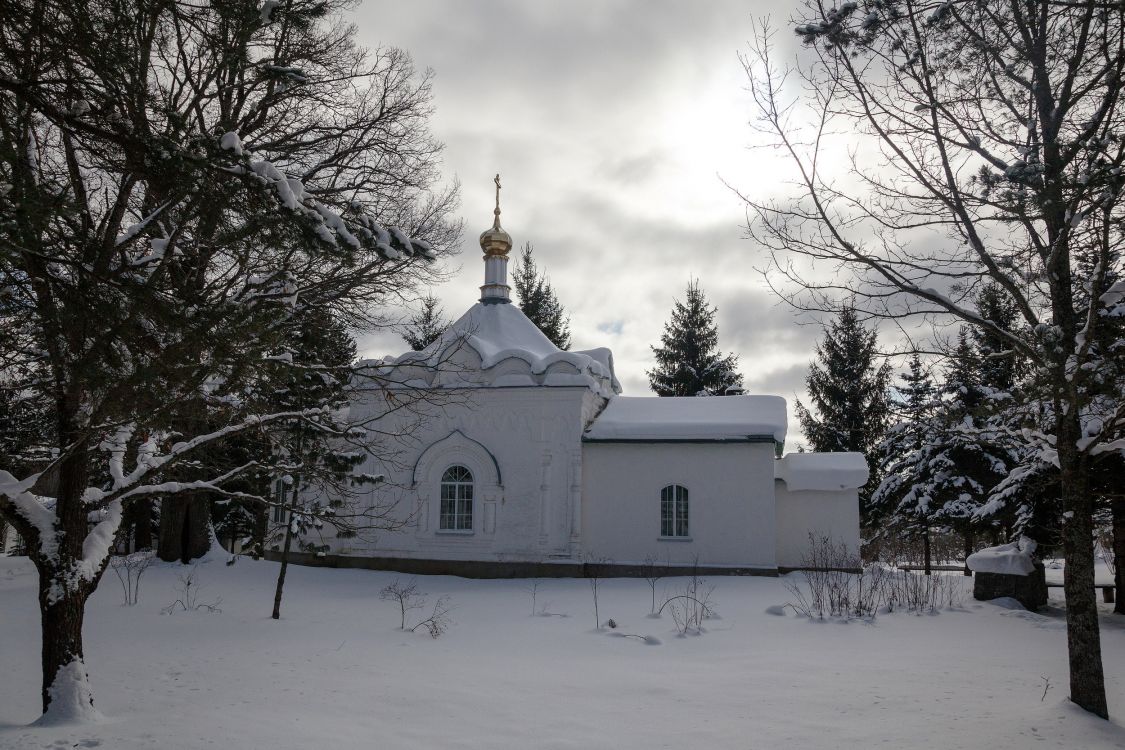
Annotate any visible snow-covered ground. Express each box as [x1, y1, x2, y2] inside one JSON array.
[[1, 554, 1124, 749]]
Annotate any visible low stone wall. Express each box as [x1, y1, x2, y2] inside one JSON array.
[[972, 561, 1047, 610]]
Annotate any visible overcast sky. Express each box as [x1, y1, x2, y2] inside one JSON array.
[[353, 0, 824, 446]]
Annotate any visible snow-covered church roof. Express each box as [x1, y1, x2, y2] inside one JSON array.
[[584, 395, 787, 443], [365, 176, 620, 397], [774, 452, 869, 490], [377, 301, 621, 396]]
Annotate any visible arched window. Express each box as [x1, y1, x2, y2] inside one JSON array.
[[440, 465, 474, 531], [660, 485, 689, 538]]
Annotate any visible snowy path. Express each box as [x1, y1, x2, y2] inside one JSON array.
[[1, 555, 1124, 749]]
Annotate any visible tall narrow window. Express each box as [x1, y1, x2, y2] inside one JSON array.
[[440, 465, 474, 531], [272, 479, 288, 524], [660, 484, 689, 538]]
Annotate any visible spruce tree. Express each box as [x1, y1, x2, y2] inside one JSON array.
[[872, 353, 939, 568], [402, 294, 450, 351], [647, 280, 742, 396], [512, 243, 571, 349], [796, 306, 891, 520], [971, 283, 1024, 394], [263, 308, 377, 620], [928, 330, 1017, 569]]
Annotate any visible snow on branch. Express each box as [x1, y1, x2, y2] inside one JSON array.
[[114, 199, 176, 247]]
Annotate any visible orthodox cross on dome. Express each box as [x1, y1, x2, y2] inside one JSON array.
[[493, 173, 502, 227], [478, 173, 513, 304]]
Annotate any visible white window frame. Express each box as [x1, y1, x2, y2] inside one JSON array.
[[272, 479, 288, 524], [660, 484, 690, 539], [438, 465, 474, 532]]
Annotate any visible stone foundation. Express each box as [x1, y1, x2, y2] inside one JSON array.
[[263, 550, 780, 579]]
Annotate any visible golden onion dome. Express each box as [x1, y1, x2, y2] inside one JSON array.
[[479, 173, 512, 257]]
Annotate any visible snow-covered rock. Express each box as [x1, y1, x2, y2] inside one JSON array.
[[967, 538, 1038, 576]]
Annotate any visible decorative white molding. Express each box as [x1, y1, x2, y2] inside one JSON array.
[[412, 430, 503, 539]]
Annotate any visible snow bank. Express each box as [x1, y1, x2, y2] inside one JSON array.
[[584, 395, 787, 442], [967, 538, 1038, 576], [3, 556, 1124, 748], [775, 452, 869, 491]]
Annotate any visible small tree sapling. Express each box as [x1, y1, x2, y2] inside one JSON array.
[[379, 579, 453, 637], [380, 579, 426, 630]]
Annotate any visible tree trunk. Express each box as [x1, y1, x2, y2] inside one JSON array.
[[121, 500, 153, 552], [963, 528, 974, 577], [37, 576, 99, 721], [923, 526, 932, 576], [1112, 497, 1125, 616], [133, 501, 152, 551], [158, 496, 211, 563], [1058, 429, 1108, 718], [31, 442, 107, 722], [271, 507, 296, 620]]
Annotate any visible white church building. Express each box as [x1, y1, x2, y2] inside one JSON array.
[[297, 182, 867, 577]]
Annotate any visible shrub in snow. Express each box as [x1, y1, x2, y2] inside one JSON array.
[[641, 556, 664, 615], [412, 596, 453, 639], [161, 567, 222, 614], [584, 554, 610, 630], [784, 534, 962, 619], [109, 549, 156, 606], [883, 569, 963, 614], [656, 565, 718, 636]]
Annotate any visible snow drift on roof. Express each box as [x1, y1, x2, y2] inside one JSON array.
[[774, 452, 869, 491], [584, 395, 787, 442], [379, 302, 620, 395]]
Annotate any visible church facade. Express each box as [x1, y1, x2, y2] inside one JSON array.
[[296, 183, 866, 576]]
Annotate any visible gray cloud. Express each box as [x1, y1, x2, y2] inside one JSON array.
[[353, 0, 822, 445]]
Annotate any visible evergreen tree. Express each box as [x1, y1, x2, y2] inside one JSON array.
[[512, 243, 571, 349], [928, 330, 1018, 569], [647, 280, 742, 397], [262, 308, 379, 619], [971, 283, 1024, 395], [402, 295, 450, 351], [871, 353, 939, 568], [796, 306, 891, 520]]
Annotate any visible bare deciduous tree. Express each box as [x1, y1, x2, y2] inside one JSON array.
[[739, 1, 1124, 717]]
